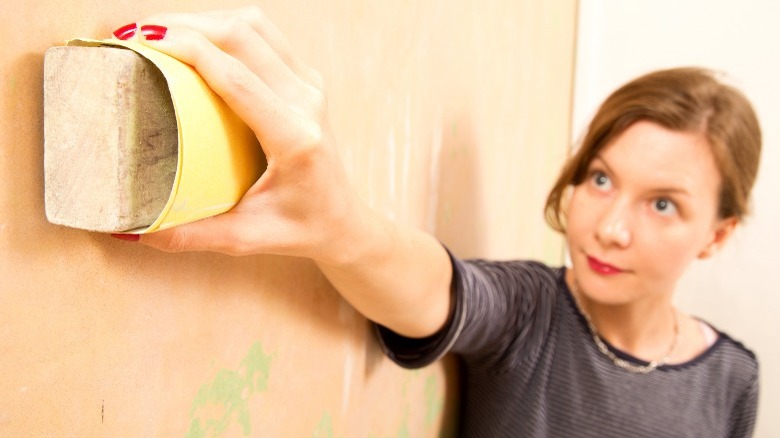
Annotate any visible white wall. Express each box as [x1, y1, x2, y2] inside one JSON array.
[[572, 1, 780, 436]]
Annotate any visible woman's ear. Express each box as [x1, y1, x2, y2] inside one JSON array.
[[698, 216, 738, 259]]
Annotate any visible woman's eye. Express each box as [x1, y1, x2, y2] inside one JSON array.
[[652, 198, 678, 216], [590, 171, 612, 190]]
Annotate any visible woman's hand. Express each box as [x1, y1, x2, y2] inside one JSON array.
[[112, 8, 453, 338], [113, 7, 358, 262]]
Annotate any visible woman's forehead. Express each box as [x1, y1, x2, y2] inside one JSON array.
[[595, 121, 721, 195]]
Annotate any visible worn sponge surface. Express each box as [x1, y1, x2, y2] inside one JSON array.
[[44, 46, 178, 232]]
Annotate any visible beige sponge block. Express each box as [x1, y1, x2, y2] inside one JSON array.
[[44, 46, 178, 232]]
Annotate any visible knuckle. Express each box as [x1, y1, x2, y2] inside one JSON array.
[[306, 86, 327, 112], [297, 127, 327, 164], [279, 120, 324, 164], [187, 31, 213, 65], [153, 230, 191, 253], [290, 84, 327, 119], [239, 5, 266, 26], [299, 120, 325, 147], [213, 16, 255, 50], [225, 16, 252, 36]]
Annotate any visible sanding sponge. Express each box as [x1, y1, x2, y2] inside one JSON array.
[[43, 46, 178, 232]]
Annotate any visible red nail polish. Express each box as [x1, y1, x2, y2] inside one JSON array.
[[141, 25, 167, 41], [113, 23, 137, 40], [111, 233, 141, 242]]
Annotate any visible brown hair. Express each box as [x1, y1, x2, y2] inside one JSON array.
[[545, 67, 762, 233]]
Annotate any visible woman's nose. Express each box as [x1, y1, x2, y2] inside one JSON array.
[[595, 199, 632, 248]]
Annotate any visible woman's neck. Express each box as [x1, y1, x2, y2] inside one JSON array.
[[566, 269, 678, 362], [588, 297, 677, 360]]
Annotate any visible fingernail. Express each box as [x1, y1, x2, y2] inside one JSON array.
[[113, 23, 137, 40], [141, 24, 168, 41], [111, 233, 141, 242]]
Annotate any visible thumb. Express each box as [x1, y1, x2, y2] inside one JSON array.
[[135, 214, 242, 255]]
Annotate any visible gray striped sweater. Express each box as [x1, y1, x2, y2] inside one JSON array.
[[377, 256, 758, 437]]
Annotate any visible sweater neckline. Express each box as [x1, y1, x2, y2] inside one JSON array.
[[558, 267, 725, 371]]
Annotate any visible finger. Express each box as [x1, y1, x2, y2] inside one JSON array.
[[135, 25, 310, 154], [138, 213, 248, 255], [139, 202, 315, 256], [138, 10, 321, 109], [203, 6, 324, 88]]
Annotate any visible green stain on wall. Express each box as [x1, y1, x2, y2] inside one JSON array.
[[401, 369, 416, 398], [424, 376, 444, 427], [313, 412, 334, 438], [186, 342, 274, 437], [395, 406, 411, 438]]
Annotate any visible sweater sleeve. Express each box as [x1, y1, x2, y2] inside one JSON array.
[[375, 247, 560, 371]]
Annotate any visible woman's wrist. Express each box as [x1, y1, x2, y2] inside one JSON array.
[[313, 197, 394, 268]]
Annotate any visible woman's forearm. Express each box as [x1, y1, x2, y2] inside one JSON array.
[[315, 203, 452, 338]]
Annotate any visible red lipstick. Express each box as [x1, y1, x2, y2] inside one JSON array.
[[587, 256, 623, 275]]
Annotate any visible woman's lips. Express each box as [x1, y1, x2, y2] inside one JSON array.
[[587, 255, 624, 275]]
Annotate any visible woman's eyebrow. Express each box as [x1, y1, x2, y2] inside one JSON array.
[[590, 155, 614, 174], [592, 154, 692, 197], [649, 187, 693, 197]]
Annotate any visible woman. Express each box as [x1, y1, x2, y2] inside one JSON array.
[[112, 7, 760, 436]]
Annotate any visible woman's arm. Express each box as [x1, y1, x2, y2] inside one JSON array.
[[119, 7, 452, 338], [316, 207, 453, 338]]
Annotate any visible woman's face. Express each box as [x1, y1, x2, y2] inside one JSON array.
[[566, 120, 736, 305]]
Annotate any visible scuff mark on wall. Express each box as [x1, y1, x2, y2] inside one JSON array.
[[426, 105, 444, 234], [341, 349, 354, 415], [401, 94, 412, 221], [387, 122, 397, 219]]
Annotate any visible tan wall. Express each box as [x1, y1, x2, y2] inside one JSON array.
[[0, 0, 576, 435]]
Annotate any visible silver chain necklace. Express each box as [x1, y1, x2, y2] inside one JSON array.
[[571, 282, 680, 374]]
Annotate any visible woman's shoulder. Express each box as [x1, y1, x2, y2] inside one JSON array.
[[668, 319, 758, 386], [711, 325, 759, 374], [702, 320, 758, 366], [457, 256, 561, 286]]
